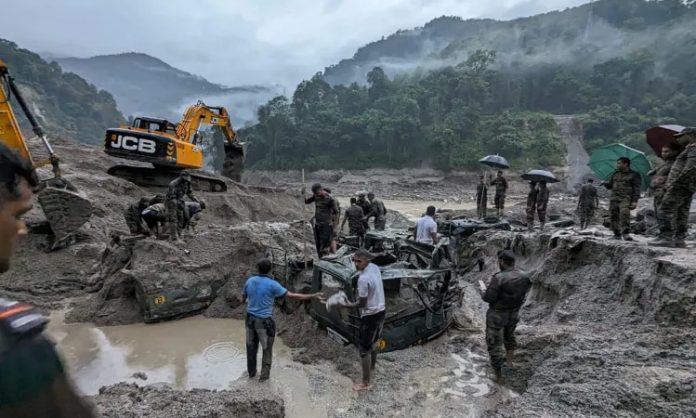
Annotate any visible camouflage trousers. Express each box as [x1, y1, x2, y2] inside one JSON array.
[[485, 308, 520, 370], [578, 206, 595, 227], [124, 207, 144, 234], [658, 187, 695, 240], [166, 199, 185, 240], [373, 216, 386, 231], [609, 199, 632, 235], [494, 193, 505, 210], [477, 198, 487, 219], [526, 205, 546, 226]]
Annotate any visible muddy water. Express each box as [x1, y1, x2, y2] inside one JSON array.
[[337, 197, 477, 221], [46, 313, 326, 418]]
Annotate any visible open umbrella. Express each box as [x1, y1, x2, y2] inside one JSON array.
[[646, 125, 684, 156], [521, 169, 559, 183], [479, 155, 509, 169], [588, 143, 652, 190]]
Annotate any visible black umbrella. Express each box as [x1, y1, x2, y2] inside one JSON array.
[[521, 169, 559, 183], [479, 155, 509, 169]]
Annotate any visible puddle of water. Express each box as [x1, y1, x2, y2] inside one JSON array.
[[46, 313, 325, 418]]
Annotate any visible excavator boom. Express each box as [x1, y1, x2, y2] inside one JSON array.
[[104, 101, 244, 191], [0, 58, 92, 245]]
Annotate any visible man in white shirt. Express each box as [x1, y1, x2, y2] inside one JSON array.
[[341, 249, 385, 391], [414, 206, 438, 245]]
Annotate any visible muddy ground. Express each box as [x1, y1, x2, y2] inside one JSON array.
[[2, 137, 695, 417], [91, 382, 285, 418]]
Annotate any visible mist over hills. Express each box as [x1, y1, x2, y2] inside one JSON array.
[[323, 0, 696, 86], [56, 53, 283, 127], [243, 0, 696, 171]]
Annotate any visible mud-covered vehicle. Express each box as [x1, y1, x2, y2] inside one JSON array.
[[308, 250, 461, 352]]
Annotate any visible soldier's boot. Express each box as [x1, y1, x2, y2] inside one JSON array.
[[622, 233, 634, 242], [673, 238, 687, 249], [506, 349, 514, 366], [612, 230, 622, 240]]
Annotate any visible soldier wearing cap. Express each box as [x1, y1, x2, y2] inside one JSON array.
[[652, 127, 696, 248], [304, 183, 339, 256], [166, 171, 199, 243], [491, 171, 508, 217], [601, 157, 642, 241], [478, 250, 532, 380]]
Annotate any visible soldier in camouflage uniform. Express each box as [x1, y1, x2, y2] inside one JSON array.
[[476, 175, 488, 219], [340, 197, 366, 246], [525, 182, 538, 230], [648, 144, 679, 240], [124, 197, 151, 235], [602, 157, 642, 241], [366, 192, 387, 231], [166, 171, 199, 243], [576, 179, 599, 230], [651, 127, 696, 248], [479, 250, 532, 380], [304, 183, 340, 256], [535, 182, 549, 229], [491, 171, 508, 217], [357, 193, 372, 231]]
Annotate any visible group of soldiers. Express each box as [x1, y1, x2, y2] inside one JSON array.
[[304, 183, 387, 255], [575, 127, 696, 246], [123, 171, 205, 242], [476, 171, 550, 230]]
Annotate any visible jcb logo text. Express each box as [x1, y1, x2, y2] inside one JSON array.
[[111, 135, 156, 154]]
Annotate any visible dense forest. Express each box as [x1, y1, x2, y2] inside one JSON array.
[[242, 0, 696, 171], [1, 39, 124, 144]]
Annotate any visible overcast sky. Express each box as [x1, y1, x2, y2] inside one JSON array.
[[2, 0, 590, 88]]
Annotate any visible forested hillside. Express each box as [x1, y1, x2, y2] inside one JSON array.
[[242, 0, 696, 171], [56, 53, 281, 125], [1, 39, 124, 144]]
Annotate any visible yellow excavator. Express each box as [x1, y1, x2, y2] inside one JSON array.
[[104, 101, 244, 192], [0, 59, 92, 244]]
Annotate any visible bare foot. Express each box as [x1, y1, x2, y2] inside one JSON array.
[[352, 382, 371, 391]]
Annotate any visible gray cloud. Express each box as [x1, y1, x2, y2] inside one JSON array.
[[2, 0, 589, 88]]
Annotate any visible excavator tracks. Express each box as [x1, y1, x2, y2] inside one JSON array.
[[107, 165, 229, 192]]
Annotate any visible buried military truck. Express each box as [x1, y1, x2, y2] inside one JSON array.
[[307, 248, 462, 352]]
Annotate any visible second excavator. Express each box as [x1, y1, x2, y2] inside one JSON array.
[[104, 101, 244, 192], [0, 59, 92, 247]]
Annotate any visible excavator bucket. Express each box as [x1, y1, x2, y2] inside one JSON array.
[[222, 142, 244, 183], [37, 177, 92, 242]]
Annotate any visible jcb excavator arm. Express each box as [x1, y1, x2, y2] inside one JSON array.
[[0, 58, 91, 245], [175, 101, 244, 182], [176, 101, 237, 146]]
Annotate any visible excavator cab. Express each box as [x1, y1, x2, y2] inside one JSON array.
[[0, 59, 92, 247], [105, 101, 244, 192], [131, 117, 177, 135]]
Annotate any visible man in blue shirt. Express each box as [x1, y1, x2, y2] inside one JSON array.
[[243, 258, 323, 380]]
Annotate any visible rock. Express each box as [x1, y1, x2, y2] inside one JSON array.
[[131, 372, 148, 381]]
